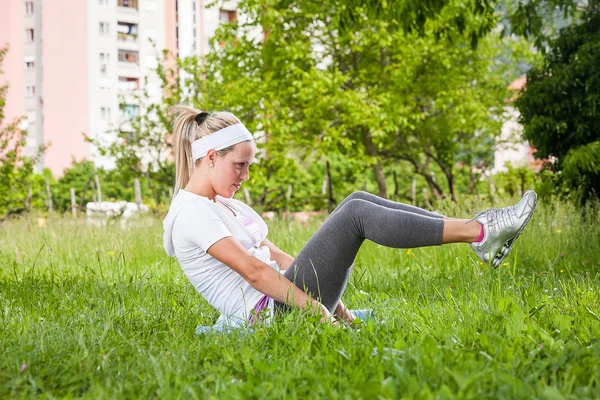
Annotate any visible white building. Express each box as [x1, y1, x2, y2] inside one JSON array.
[[1, 0, 243, 176]]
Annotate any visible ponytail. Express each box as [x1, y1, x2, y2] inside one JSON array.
[[169, 105, 242, 193]]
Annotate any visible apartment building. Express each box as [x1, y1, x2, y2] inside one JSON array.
[[174, 0, 238, 60], [493, 77, 542, 173], [0, 0, 241, 177]]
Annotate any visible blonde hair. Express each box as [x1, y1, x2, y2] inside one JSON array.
[[169, 105, 243, 193]]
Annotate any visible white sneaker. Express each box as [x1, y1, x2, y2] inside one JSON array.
[[470, 190, 538, 269]]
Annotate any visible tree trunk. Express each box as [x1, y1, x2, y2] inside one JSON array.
[[259, 163, 274, 205], [326, 160, 335, 213], [423, 172, 443, 199], [393, 170, 399, 200], [394, 155, 444, 198], [362, 129, 387, 198], [467, 166, 476, 194], [441, 168, 456, 202], [481, 166, 497, 203], [45, 176, 53, 212], [425, 152, 456, 202]]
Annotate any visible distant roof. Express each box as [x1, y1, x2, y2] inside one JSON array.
[[509, 77, 526, 90]]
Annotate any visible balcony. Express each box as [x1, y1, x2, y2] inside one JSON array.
[[118, 77, 140, 93], [117, 32, 138, 43], [117, 0, 138, 22], [118, 49, 139, 66], [117, 0, 138, 9], [117, 22, 138, 43]]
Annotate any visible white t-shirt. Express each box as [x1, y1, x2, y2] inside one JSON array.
[[163, 190, 281, 326]]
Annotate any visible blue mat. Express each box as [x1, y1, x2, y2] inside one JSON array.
[[195, 309, 375, 335]]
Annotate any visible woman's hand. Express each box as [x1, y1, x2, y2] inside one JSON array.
[[311, 301, 339, 326], [334, 300, 357, 326]]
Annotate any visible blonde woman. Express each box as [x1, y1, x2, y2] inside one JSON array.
[[163, 106, 537, 327]]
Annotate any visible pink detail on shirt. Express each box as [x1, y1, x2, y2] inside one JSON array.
[[236, 212, 262, 243]]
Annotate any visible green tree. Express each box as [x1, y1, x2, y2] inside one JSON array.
[[88, 49, 180, 209], [0, 46, 42, 219], [516, 10, 600, 201], [203, 0, 529, 202]]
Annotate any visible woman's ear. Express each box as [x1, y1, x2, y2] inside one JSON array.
[[205, 149, 217, 166]]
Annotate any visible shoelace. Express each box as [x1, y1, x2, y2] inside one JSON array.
[[467, 206, 516, 236]]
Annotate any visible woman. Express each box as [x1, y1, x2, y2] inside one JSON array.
[[163, 106, 537, 327]]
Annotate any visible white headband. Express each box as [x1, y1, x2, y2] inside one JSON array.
[[191, 123, 254, 161]]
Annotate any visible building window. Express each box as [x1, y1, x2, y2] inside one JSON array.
[[145, 53, 158, 69], [100, 79, 111, 90], [25, 58, 35, 70], [219, 9, 237, 23], [145, 0, 157, 12], [118, 49, 139, 64], [118, 0, 138, 9], [146, 28, 157, 42], [26, 85, 36, 97], [25, 2, 34, 14], [121, 104, 139, 120], [98, 0, 109, 6], [99, 52, 110, 62], [25, 29, 34, 42], [117, 22, 138, 42], [118, 76, 140, 91], [99, 22, 110, 35], [101, 107, 111, 119]]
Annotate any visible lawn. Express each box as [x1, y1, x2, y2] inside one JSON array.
[[1, 199, 599, 399]]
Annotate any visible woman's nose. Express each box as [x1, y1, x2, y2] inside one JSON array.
[[240, 167, 249, 181]]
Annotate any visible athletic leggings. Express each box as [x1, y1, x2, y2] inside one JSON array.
[[277, 191, 445, 312]]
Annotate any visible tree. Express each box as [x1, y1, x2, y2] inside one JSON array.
[[88, 48, 181, 208], [0, 46, 42, 219], [203, 0, 529, 201], [516, 10, 600, 201]]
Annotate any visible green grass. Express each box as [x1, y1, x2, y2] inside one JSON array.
[[1, 200, 599, 399]]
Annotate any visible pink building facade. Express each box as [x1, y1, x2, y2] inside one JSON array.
[[0, 0, 240, 177], [0, 0, 177, 177]]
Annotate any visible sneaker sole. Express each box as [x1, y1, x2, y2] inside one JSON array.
[[491, 192, 538, 269]]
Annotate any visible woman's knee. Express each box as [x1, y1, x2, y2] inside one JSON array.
[[338, 198, 369, 218], [346, 191, 371, 202]]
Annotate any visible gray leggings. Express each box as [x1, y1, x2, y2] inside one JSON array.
[[278, 191, 445, 312]]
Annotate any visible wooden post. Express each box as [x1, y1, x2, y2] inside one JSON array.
[[411, 177, 416, 205], [26, 186, 32, 226], [483, 168, 496, 203], [80, 176, 91, 211], [95, 174, 102, 203], [286, 184, 292, 212], [45, 176, 53, 212], [393, 170, 399, 200], [70, 188, 77, 217], [134, 178, 142, 208], [243, 187, 252, 205], [423, 188, 431, 208]]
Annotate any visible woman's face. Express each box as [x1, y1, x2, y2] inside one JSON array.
[[211, 141, 256, 198]]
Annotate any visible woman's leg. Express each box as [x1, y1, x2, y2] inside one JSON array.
[[333, 191, 481, 243], [331, 191, 443, 219], [280, 197, 482, 312]]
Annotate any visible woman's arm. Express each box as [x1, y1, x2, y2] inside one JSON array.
[[260, 238, 295, 270], [260, 238, 356, 325], [207, 237, 335, 324]]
